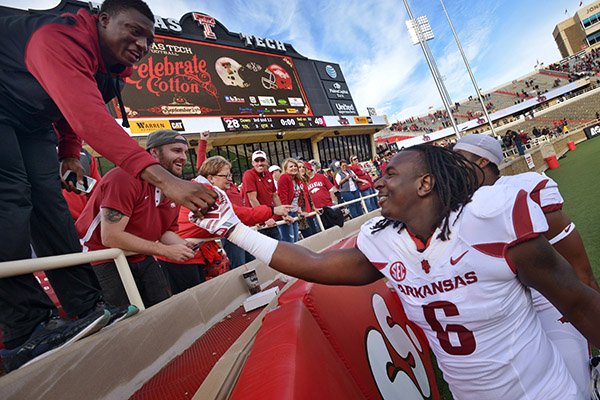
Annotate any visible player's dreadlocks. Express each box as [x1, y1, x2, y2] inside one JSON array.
[[371, 144, 482, 240]]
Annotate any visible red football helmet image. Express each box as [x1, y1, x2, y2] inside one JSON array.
[[261, 64, 293, 90]]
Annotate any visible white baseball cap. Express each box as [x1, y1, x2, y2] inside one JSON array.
[[268, 165, 281, 173], [454, 134, 503, 166], [252, 150, 268, 162]]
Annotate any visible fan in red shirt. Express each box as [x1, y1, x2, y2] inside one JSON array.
[[78, 130, 196, 308], [277, 158, 306, 243], [307, 163, 338, 209], [348, 155, 378, 212], [242, 151, 284, 241]]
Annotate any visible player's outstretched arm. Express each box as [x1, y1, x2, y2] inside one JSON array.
[[228, 224, 382, 286], [194, 183, 382, 285], [510, 235, 600, 347], [544, 210, 600, 292]]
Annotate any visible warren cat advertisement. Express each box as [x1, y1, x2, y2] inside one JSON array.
[[117, 35, 313, 118]]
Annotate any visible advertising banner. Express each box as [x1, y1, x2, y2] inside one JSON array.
[[314, 61, 346, 82], [584, 123, 600, 139], [117, 35, 313, 119], [321, 80, 352, 100], [329, 99, 358, 116]]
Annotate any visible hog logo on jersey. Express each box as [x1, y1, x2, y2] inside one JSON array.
[[389, 261, 407, 282]]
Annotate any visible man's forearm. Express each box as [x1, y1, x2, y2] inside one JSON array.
[[102, 229, 166, 257], [160, 231, 187, 246], [140, 164, 172, 188]]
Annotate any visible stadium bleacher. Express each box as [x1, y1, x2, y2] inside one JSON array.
[[387, 47, 600, 137]]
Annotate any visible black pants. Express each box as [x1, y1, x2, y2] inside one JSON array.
[[94, 257, 171, 308], [259, 226, 281, 241], [0, 125, 101, 344], [158, 260, 206, 295]]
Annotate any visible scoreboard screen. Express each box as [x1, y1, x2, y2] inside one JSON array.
[[117, 35, 313, 119]]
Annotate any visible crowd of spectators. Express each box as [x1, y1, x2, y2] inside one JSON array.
[[547, 47, 600, 78], [67, 133, 383, 307], [498, 118, 570, 154], [384, 48, 600, 140]]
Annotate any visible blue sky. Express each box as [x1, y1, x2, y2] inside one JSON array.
[[1, 0, 589, 121]]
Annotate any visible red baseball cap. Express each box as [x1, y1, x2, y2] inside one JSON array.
[[303, 161, 313, 171]]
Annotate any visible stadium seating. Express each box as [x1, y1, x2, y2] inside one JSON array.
[[386, 47, 600, 138]]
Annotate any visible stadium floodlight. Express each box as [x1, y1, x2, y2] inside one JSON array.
[[406, 16, 434, 45]]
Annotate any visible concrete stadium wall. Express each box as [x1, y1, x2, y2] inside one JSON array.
[[500, 129, 588, 175]]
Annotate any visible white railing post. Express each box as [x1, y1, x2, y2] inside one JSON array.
[[359, 196, 368, 213], [315, 212, 325, 231], [114, 252, 146, 311]]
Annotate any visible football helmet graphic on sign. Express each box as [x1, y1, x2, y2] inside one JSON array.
[[261, 64, 292, 90], [215, 57, 249, 88]]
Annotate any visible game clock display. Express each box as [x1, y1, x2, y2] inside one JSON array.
[[222, 116, 326, 132]]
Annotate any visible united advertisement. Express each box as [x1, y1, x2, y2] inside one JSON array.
[[116, 35, 313, 119]]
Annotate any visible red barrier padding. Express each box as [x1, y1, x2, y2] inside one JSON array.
[[232, 231, 440, 399], [299, 280, 439, 399], [567, 141, 576, 151], [229, 300, 364, 400], [545, 155, 560, 169]]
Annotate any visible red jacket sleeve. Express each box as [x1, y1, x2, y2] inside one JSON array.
[[233, 204, 272, 226], [54, 119, 83, 160], [25, 24, 157, 177], [301, 181, 312, 213], [196, 140, 208, 171], [277, 174, 294, 205], [88, 154, 102, 182]]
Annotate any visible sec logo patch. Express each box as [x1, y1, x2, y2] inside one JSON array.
[[389, 261, 406, 282]]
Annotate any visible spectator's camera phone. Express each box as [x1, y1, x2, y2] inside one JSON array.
[[62, 170, 97, 193]]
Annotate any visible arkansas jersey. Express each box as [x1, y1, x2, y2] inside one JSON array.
[[497, 172, 563, 311], [497, 172, 590, 397], [357, 185, 584, 399]]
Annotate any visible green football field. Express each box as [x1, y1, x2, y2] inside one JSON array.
[[436, 137, 600, 399], [546, 137, 600, 280]]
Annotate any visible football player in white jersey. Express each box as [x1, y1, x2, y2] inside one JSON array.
[[454, 134, 598, 397], [195, 144, 600, 399]]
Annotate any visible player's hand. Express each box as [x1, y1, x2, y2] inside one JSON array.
[[283, 215, 295, 224], [200, 130, 210, 141], [60, 157, 84, 194], [189, 180, 240, 237], [142, 165, 217, 216], [273, 205, 293, 217], [264, 218, 277, 227], [160, 243, 195, 262], [167, 179, 217, 217]]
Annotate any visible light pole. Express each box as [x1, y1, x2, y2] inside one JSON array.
[[438, 0, 497, 137], [403, 1, 461, 137]]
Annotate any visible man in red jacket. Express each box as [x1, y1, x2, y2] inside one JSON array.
[[0, 0, 215, 372]]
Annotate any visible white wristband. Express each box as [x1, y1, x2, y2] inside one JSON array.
[[227, 224, 278, 265], [548, 222, 575, 245]]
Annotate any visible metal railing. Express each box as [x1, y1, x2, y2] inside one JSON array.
[[0, 248, 146, 311], [502, 135, 555, 158], [271, 192, 379, 232]]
